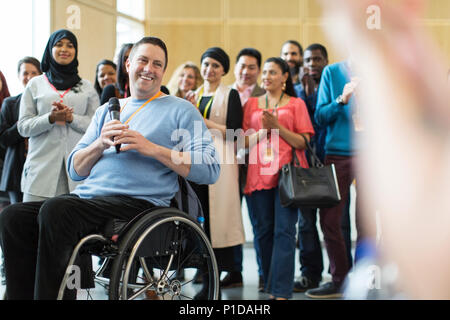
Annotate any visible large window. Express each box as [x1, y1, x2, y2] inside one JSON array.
[[117, 0, 145, 21], [116, 16, 145, 47], [0, 0, 50, 95], [0, 0, 145, 95], [116, 0, 145, 59]]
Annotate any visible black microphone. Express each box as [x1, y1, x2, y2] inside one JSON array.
[[108, 97, 121, 154]]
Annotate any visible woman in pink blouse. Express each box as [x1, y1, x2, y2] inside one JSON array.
[[243, 57, 314, 300]]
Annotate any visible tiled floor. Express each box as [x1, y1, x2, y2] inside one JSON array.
[[210, 243, 333, 301], [0, 188, 400, 300], [0, 243, 334, 300], [0, 194, 344, 300]]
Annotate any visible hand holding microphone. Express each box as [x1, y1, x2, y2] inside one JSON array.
[[108, 97, 122, 154], [106, 97, 154, 157]]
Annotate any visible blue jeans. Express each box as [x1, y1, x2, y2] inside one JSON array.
[[246, 187, 298, 299]]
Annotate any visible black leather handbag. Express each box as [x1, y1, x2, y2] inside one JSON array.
[[278, 135, 341, 208]]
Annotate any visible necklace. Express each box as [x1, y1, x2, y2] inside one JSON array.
[[265, 92, 284, 112], [263, 92, 284, 162]]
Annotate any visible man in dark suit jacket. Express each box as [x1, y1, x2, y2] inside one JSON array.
[[0, 57, 42, 205], [231, 48, 265, 107], [0, 57, 41, 286]]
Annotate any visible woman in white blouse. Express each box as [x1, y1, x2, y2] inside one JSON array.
[[18, 29, 99, 202]]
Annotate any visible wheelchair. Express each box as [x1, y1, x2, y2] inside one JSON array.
[[57, 178, 219, 300]]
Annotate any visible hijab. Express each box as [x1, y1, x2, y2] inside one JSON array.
[[41, 29, 81, 90]]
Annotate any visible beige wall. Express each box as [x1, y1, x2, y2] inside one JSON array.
[[146, 0, 340, 86], [422, 0, 450, 74], [51, 0, 117, 85], [146, 0, 450, 87], [47, 0, 450, 88]]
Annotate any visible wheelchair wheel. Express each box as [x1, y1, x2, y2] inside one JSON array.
[[108, 208, 219, 300]]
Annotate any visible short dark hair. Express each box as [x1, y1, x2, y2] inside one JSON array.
[[305, 43, 328, 60], [282, 40, 303, 56], [129, 37, 168, 71], [236, 48, 262, 69], [17, 56, 42, 74]]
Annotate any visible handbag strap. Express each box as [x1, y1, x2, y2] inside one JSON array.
[[291, 147, 301, 166], [298, 134, 325, 168], [289, 134, 324, 168]]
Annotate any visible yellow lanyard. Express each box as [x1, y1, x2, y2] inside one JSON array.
[[120, 91, 162, 125], [196, 88, 214, 119]]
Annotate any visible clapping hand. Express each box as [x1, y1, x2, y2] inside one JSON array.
[[261, 110, 280, 132], [184, 90, 197, 106], [341, 80, 358, 105], [50, 101, 74, 124], [301, 67, 316, 97]]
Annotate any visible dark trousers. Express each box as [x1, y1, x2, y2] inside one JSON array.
[[297, 196, 353, 282], [297, 207, 323, 282], [232, 244, 243, 273], [341, 196, 353, 269], [0, 194, 154, 300], [318, 155, 360, 284], [8, 191, 23, 204]]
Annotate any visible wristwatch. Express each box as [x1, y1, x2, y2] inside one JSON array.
[[336, 95, 345, 105]]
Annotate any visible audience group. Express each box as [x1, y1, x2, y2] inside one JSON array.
[[0, 28, 371, 300]]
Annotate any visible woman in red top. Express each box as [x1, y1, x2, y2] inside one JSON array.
[[243, 57, 314, 300]]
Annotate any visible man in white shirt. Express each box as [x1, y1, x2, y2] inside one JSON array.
[[231, 48, 265, 107]]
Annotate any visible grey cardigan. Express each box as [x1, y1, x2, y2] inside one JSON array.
[[18, 75, 99, 197]]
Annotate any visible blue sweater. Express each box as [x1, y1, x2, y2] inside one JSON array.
[[67, 95, 220, 207], [315, 62, 356, 156], [294, 83, 327, 162]]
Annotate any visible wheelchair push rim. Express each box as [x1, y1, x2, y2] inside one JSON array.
[[109, 209, 219, 300]]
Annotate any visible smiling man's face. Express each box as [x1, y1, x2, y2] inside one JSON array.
[[127, 43, 166, 99]]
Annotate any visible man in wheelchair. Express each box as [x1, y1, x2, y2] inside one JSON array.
[[0, 37, 220, 300]]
